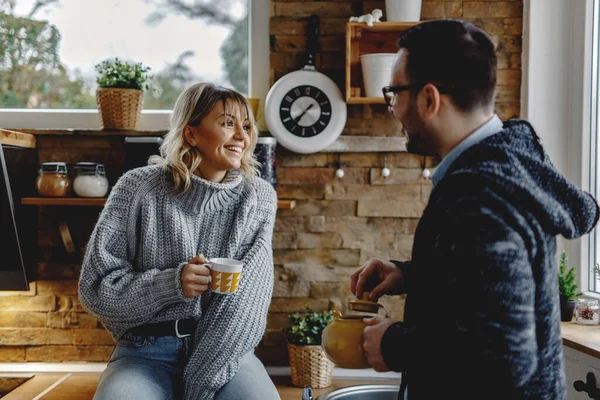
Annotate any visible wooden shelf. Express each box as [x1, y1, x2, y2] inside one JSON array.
[[0, 129, 36, 148], [21, 197, 107, 206], [22, 197, 296, 209], [345, 22, 420, 103]]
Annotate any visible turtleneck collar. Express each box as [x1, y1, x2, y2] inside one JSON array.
[[177, 169, 245, 212]]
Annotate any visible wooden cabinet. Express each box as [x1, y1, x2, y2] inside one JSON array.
[[345, 22, 419, 104], [564, 345, 600, 399]]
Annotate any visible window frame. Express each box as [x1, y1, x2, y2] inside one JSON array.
[[0, 0, 269, 131], [522, 0, 598, 298]]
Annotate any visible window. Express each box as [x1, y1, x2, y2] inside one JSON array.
[[0, 0, 268, 129], [590, 0, 600, 295]]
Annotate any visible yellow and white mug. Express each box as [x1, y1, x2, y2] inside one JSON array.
[[203, 258, 243, 294]]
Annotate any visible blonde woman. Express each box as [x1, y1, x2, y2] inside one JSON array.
[[78, 83, 280, 400]]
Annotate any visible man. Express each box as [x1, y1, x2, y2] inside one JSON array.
[[350, 19, 599, 399]]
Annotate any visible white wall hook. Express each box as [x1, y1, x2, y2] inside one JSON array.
[[336, 168, 345, 179], [382, 153, 391, 178], [422, 168, 431, 179]]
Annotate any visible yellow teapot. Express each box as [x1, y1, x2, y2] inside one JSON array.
[[321, 292, 384, 369]]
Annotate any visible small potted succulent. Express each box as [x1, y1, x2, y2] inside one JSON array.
[[558, 250, 583, 322], [95, 58, 151, 130], [285, 307, 334, 388]]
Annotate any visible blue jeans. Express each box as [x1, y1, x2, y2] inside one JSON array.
[[94, 332, 280, 400]]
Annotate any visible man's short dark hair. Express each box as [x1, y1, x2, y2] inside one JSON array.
[[396, 19, 497, 112]]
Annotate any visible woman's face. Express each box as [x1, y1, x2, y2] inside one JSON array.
[[185, 100, 251, 182]]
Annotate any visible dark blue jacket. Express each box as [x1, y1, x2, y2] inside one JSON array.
[[383, 120, 599, 399]]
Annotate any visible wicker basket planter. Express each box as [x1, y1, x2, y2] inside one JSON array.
[[96, 88, 144, 130], [287, 343, 334, 388]]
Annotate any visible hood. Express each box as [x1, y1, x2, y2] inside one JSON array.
[[449, 119, 599, 239]]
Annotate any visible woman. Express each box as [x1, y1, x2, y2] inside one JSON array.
[[78, 83, 280, 400]]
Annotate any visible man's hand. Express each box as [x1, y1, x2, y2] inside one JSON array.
[[181, 253, 211, 298], [363, 316, 396, 372], [350, 257, 404, 301]]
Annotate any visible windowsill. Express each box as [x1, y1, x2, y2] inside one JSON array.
[[561, 321, 600, 359]]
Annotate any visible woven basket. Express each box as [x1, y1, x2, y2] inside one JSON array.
[[96, 88, 144, 130], [288, 343, 334, 388]]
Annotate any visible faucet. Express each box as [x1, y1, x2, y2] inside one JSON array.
[[302, 387, 313, 400]]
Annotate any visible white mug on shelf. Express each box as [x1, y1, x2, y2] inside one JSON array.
[[385, 0, 422, 22]]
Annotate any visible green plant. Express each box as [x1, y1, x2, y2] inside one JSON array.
[[95, 58, 151, 90], [285, 307, 333, 346], [559, 250, 583, 301]]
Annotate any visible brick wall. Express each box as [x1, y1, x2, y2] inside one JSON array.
[[0, 0, 522, 366]]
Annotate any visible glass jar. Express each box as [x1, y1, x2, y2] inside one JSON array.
[[36, 162, 71, 197], [73, 162, 109, 198], [575, 298, 600, 325]]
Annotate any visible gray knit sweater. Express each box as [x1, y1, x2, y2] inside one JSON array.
[[78, 165, 277, 400]]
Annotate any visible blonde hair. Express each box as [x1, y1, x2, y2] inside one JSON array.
[[149, 82, 260, 193]]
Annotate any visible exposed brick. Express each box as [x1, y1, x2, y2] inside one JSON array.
[[26, 345, 113, 362], [495, 35, 522, 53], [73, 329, 115, 346], [273, 265, 312, 297], [495, 103, 521, 120], [0, 346, 26, 361], [297, 232, 343, 249], [311, 282, 353, 298], [421, 2, 463, 18], [0, 296, 56, 312], [0, 328, 73, 345], [273, 2, 357, 18], [277, 152, 330, 167], [341, 231, 397, 251], [277, 200, 357, 217], [463, 2, 522, 18], [275, 216, 326, 233], [273, 232, 298, 249], [276, 184, 326, 200], [278, 167, 369, 185], [495, 84, 520, 102], [274, 249, 360, 266], [47, 312, 98, 329], [0, 312, 46, 328], [279, 263, 358, 282], [36, 280, 79, 295], [370, 168, 430, 185], [325, 183, 421, 201], [325, 216, 417, 234], [269, 298, 330, 313], [358, 199, 425, 218], [497, 69, 521, 86]]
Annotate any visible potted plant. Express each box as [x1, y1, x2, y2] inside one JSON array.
[[285, 307, 334, 388], [558, 250, 583, 322], [95, 58, 151, 130]]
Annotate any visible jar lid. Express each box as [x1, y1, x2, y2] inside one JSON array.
[[75, 162, 105, 174], [40, 162, 68, 173], [577, 298, 599, 306]]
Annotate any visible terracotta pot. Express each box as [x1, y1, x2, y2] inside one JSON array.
[[321, 310, 370, 369]]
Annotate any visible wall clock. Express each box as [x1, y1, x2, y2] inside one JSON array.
[[265, 15, 347, 154]]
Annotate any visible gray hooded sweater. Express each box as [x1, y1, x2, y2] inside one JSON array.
[[78, 165, 277, 400], [383, 120, 599, 399]]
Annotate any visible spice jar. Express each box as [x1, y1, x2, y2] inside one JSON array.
[[73, 162, 109, 198], [575, 298, 600, 325], [36, 162, 71, 197]]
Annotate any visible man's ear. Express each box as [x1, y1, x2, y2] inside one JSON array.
[[420, 84, 441, 119], [183, 126, 196, 147]]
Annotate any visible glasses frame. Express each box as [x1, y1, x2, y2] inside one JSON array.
[[382, 84, 424, 106]]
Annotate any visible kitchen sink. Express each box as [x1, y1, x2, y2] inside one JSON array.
[[317, 384, 400, 400]]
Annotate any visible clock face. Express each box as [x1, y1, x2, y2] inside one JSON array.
[[278, 85, 332, 138], [265, 69, 347, 154]]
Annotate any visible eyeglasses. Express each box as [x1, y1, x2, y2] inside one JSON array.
[[382, 84, 424, 106]]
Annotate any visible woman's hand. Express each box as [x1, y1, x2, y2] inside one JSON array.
[[181, 253, 211, 298], [350, 257, 404, 301], [363, 316, 395, 372]]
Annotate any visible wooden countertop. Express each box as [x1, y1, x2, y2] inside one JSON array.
[[272, 376, 399, 400], [561, 321, 600, 359]]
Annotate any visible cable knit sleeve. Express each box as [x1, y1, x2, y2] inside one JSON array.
[[78, 167, 192, 334], [182, 181, 277, 400]]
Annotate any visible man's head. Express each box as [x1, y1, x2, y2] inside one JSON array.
[[386, 19, 497, 156]]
